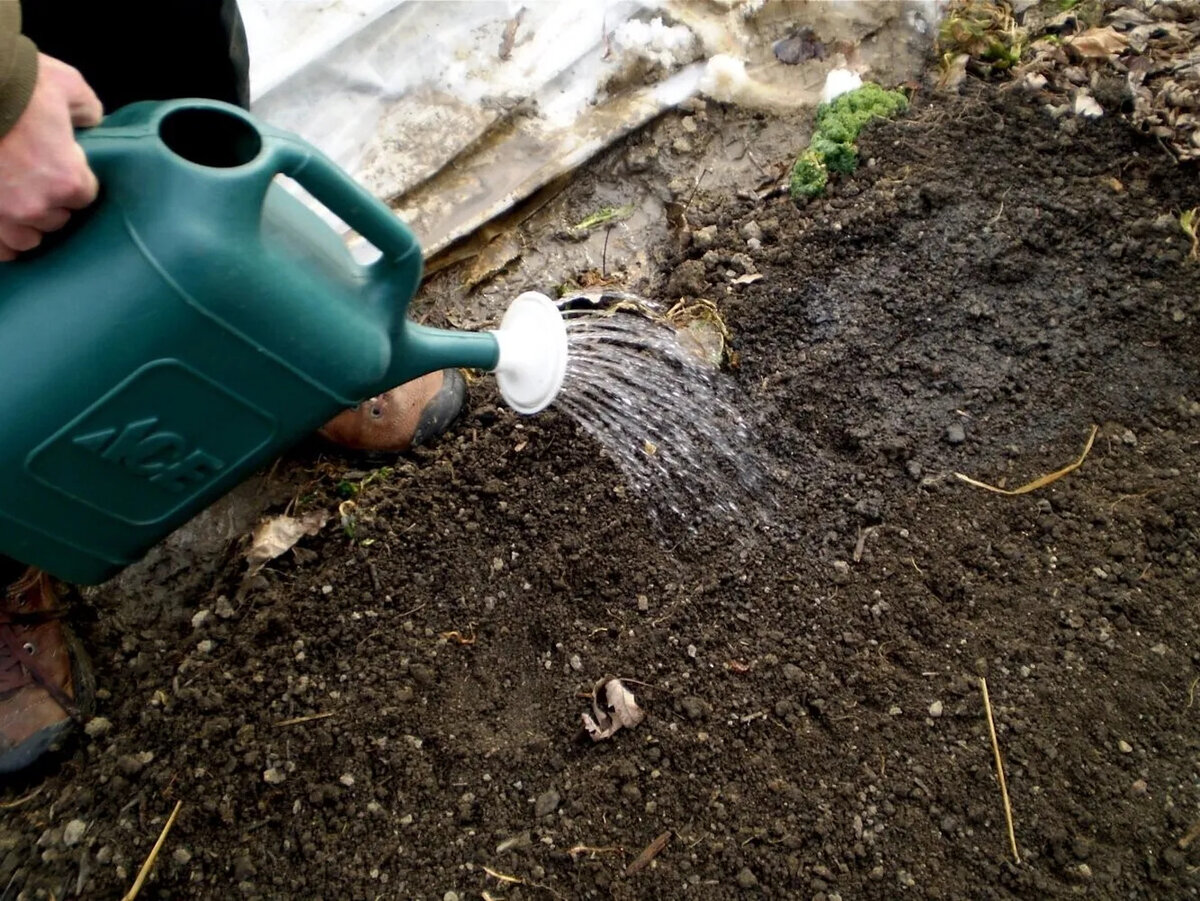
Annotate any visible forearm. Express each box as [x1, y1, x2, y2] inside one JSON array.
[[0, 0, 37, 137]]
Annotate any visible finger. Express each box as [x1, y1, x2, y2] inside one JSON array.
[[0, 221, 43, 253], [65, 74, 104, 128], [25, 207, 72, 232], [56, 146, 100, 210]]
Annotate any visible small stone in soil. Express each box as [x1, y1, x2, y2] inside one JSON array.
[[232, 854, 255, 881], [681, 696, 711, 720], [62, 820, 86, 847], [84, 717, 112, 738], [534, 788, 560, 817], [117, 752, 152, 776], [263, 768, 286, 785], [928, 700, 944, 718], [1118, 740, 1133, 753], [496, 832, 532, 854], [173, 848, 192, 865], [736, 867, 758, 889], [946, 423, 966, 445]]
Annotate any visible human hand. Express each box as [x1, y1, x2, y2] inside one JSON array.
[[0, 53, 103, 261]]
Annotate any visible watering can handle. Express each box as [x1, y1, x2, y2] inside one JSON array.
[[266, 136, 500, 384], [269, 140, 423, 290]]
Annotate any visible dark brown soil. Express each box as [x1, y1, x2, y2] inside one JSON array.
[[5, 85, 1200, 900]]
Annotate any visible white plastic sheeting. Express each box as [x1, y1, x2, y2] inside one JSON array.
[[238, 1, 944, 254]]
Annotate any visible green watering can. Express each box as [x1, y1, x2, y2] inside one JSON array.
[[0, 99, 567, 585]]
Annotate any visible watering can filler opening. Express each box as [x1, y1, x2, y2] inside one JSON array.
[[0, 99, 567, 586]]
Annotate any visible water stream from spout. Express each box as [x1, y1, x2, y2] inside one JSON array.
[[555, 308, 776, 532]]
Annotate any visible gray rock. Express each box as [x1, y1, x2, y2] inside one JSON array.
[[928, 700, 944, 718], [232, 853, 256, 881], [729, 252, 757, 275], [693, 225, 718, 250], [781, 663, 803, 684], [496, 832, 532, 854], [736, 866, 758, 889], [62, 820, 87, 847], [117, 752, 152, 777], [84, 716, 113, 738], [946, 423, 966, 445], [739, 220, 763, 242], [681, 696, 711, 721], [534, 788, 560, 817]]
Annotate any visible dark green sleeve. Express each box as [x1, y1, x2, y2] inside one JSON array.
[[0, 0, 37, 138]]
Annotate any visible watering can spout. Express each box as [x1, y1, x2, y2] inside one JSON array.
[[400, 292, 567, 415], [490, 292, 569, 414]]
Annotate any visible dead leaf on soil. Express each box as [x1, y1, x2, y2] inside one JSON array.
[[582, 677, 645, 741], [245, 511, 328, 573], [1066, 27, 1129, 61], [954, 425, 1098, 496], [1073, 90, 1105, 118]]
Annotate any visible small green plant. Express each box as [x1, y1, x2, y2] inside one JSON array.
[[789, 83, 908, 201]]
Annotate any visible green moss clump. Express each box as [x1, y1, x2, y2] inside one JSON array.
[[789, 151, 828, 199], [810, 135, 857, 175], [814, 83, 909, 146], [789, 83, 908, 201]]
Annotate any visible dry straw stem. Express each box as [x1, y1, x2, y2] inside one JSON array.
[[0, 785, 43, 809], [481, 865, 562, 899], [625, 830, 672, 875], [274, 711, 336, 728], [955, 425, 1098, 495], [1178, 820, 1200, 850], [568, 844, 624, 859], [122, 800, 183, 901], [980, 677, 1020, 865]]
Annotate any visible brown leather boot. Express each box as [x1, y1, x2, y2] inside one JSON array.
[[0, 568, 94, 774], [317, 368, 466, 453]]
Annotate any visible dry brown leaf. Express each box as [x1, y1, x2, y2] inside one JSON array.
[[245, 511, 328, 573], [954, 426, 1098, 496], [1067, 27, 1129, 61], [582, 678, 645, 741]]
